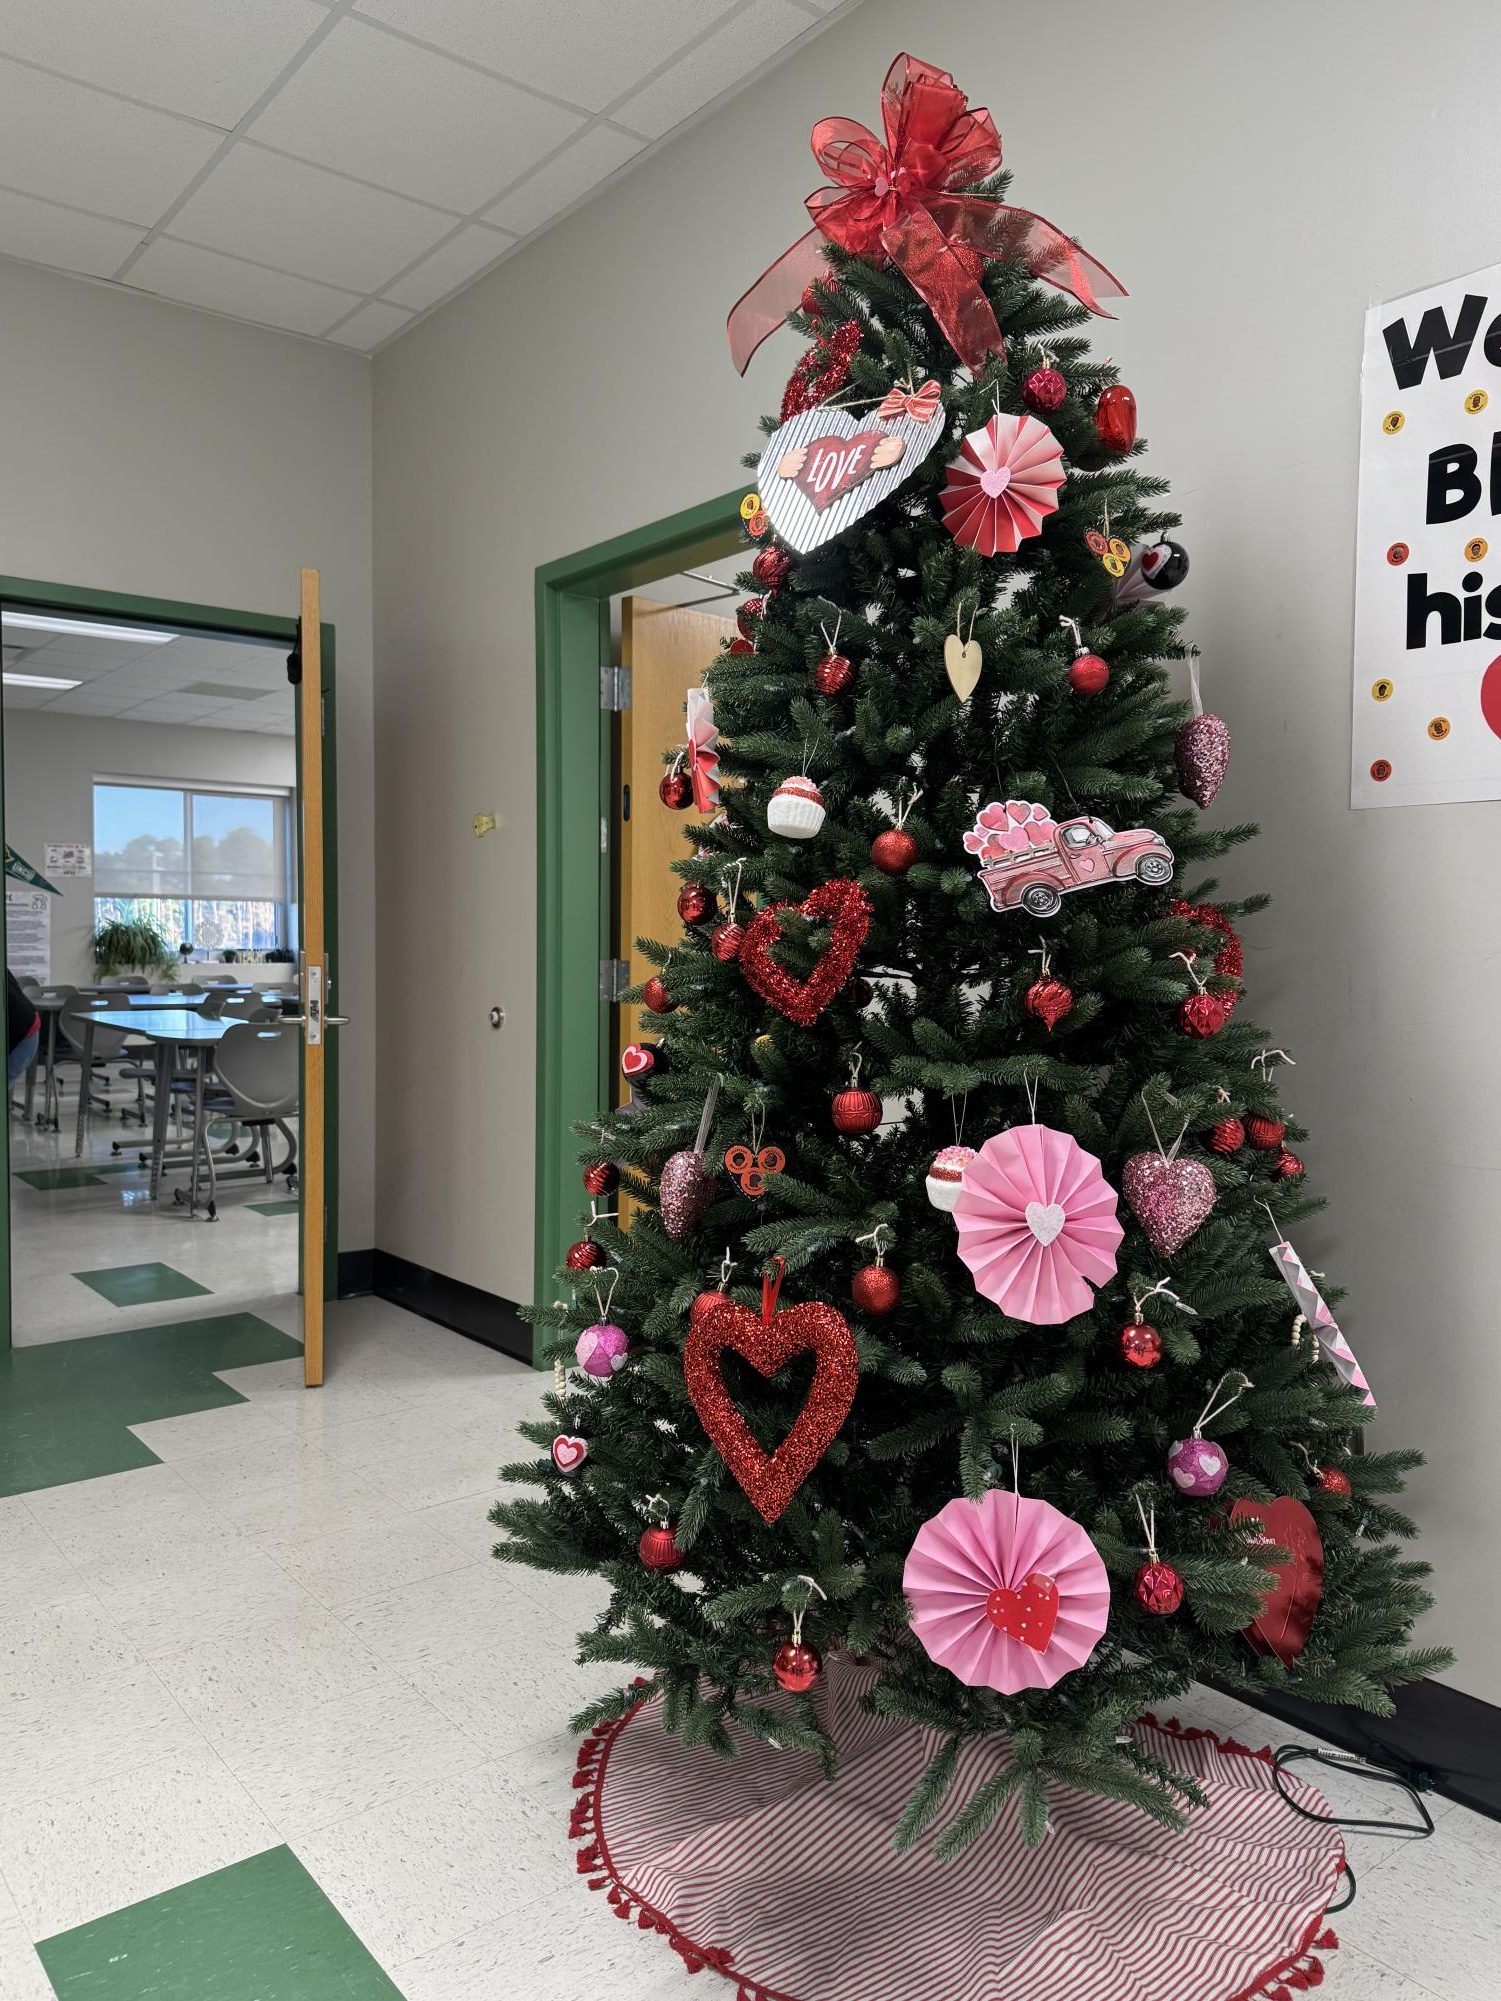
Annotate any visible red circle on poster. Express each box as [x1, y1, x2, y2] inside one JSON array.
[[1386, 541, 1409, 565], [1481, 655, 1501, 740], [1369, 759, 1392, 781]]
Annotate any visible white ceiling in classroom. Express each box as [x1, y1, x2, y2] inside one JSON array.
[[0, 0, 858, 350], [2, 617, 295, 735]]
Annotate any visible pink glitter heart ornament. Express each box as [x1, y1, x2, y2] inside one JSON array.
[[1122, 1150, 1216, 1257]]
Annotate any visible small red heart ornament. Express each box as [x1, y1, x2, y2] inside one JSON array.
[[685, 1269, 859, 1524], [1230, 1496, 1324, 1665], [550, 1434, 588, 1474], [985, 1572, 1059, 1652], [739, 878, 871, 1028]]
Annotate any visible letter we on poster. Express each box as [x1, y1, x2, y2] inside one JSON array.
[[1353, 262, 1501, 807]]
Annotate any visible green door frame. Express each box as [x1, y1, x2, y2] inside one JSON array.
[[0, 574, 341, 1349], [533, 488, 745, 1357]]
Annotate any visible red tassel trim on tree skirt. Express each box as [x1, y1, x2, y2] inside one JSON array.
[[565, 1659, 1345, 2001]]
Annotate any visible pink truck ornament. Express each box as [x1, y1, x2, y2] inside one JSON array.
[[965, 800, 1175, 918]]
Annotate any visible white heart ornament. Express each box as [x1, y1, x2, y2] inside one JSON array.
[[755, 398, 946, 555], [1025, 1201, 1066, 1247], [943, 633, 983, 701]]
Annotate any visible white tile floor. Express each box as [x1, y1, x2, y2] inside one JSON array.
[[0, 1293, 1493, 1999]]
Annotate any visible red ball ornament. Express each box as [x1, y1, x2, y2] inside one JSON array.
[[642, 975, 673, 1014], [1120, 1321, 1162, 1368], [1024, 974, 1074, 1032], [845, 977, 872, 1010], [1068, 651, 1110, 696], [851, 1263, 899, 1316], [689, 1288, 729, 1330], [638, 1525, 683, 1572], [870, 828, 918, 875], [814, 651, 853, 696], [772, 1640, 823, 1692], [1022, 363, 1067, 414], [582, 1162, 617, 1198], [677, 882, 714, 926], [658, 769, 692, 810], [1095, 382, 1138, 452], [736, 597, 765, 641], [565, 1239, 605, 1272], [1273, 1148, 1306, 1181], [1134, 1559, 1185, 1615], [1208, 1117, 1245, 1155], [1179, 992, 1229, 1038], [710, 920, 745, 962], [752, 545, 791, 592], [1245, 1114, 1286, 1151], [1316, 1464, 1353, 1498], [831, 1087, 881, 1135], [727, 637, 755, 656]]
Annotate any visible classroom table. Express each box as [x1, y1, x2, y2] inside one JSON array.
[[84, 1009, 235, 1202]]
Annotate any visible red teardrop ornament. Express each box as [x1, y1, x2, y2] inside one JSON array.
[[582, 1162, 618, 1198], [1022, 364, 1067, 413], [1179, 993, 1229, 1038], [814, 651, 853, 695], [1024, 975, 1074, 1031]]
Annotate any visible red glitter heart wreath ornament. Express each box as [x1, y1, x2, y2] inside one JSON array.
[[739, 877, 871, 1028], [684, 1258, 859, 1524]]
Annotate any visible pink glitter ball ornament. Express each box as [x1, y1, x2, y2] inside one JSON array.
[[576, 1321, 630, 1378], [1168, 1435, 1229, 1497]]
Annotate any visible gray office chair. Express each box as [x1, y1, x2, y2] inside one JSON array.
[[186, 1022, 299, 1218], [59, 992, 150, 1131]]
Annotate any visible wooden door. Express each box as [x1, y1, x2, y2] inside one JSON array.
[[297, 569, 330, 1386]]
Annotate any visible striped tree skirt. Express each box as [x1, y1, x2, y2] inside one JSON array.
[[568, 1659, 1344, 2001]]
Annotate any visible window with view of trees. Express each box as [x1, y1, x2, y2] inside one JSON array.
[[93, 781, 293, 955]]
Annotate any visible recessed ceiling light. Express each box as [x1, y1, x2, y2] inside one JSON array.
[[0, 612, 175, 644], [4, 672, 83, 690]]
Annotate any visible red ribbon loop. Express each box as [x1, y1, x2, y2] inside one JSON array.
[[761, 1256, 786, 1325], [726, 53, 1125, 375]]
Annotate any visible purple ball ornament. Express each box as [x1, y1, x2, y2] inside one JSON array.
[[575, 1321, 630, 1378], [1167, 1371, 1253, 1499]]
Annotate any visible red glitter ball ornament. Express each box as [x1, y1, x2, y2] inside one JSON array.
[[870, 828, 918, 875], [1245, 1114, 1286, 1151], [710, 920, 745, 963], [677, 882, 714, 926], [581, 1162, 617, 1198], [1274, 1148, 1306, 1181], [773, 1640, 823, 1692], [565, 1239, 605, 1272], [1134, 1559, 1184, 1615], [780, 320, 861, 422], [1316, 1464, 1353, 1498], [1024, 974, 1074, 1032], [1120, 1321, 1162, 1368], [1022, 364, 1067, 413], [1095, 382, 1138, 452], [1208, 1117, 1245, 1155], [814, 650, 853, 696], [831, 1087, 881, 1135], [658, 769, 692, 810], [1179, 992, 1230, 1038], [1069, 650, 1110, 696], [689, 1288, 729, 1330], [727, 637, 755, 656], [642, 975, 673, 1014], [638, 1525, 683, 1572], [851, 1263, 899, 1316], [752, 545, 791, 592], [736, 597, 765, 641]]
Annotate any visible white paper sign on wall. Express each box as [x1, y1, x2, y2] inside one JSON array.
[[44, 843, 90, 877], [6, 889, 50, 982], [1353, 261, 1501, 808]]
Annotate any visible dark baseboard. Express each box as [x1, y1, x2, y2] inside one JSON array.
[[1224, 1676, 1501, 1823], [337, 1248, 374, 1297], [370, 1250, 532, 1363]]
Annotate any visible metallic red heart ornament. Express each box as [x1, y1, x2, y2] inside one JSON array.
[[1230, 1496, 1324, 1665]]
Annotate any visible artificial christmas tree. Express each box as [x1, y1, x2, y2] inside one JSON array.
[[496, 52, 1446, 1874]]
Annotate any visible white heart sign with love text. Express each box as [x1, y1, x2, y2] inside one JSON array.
[[755, 395, 946, 554]]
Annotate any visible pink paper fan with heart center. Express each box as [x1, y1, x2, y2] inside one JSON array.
[[904, 1488, 1110, 1692], [954, 1123, 1123, 1324], [941, 414, 1066, 557]]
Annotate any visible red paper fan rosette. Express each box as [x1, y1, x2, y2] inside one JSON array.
[[941, 413, 1066, 556]]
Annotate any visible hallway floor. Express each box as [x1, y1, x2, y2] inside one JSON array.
[[0, 1297, 1491, 2000]]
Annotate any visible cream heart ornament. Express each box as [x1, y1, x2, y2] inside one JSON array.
[[755, 394, 946, 555], [943, 632, 983, 701], [1025, 1201, 1067, 1247]]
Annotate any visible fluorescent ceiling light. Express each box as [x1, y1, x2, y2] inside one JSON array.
[[0, 612, 175, 644], [4, 672, 82, 690]]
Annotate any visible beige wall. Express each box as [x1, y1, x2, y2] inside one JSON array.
[[3, 710, 296, 987], [372, 0, 1501, 1694], [0, 259, 376, 1246]]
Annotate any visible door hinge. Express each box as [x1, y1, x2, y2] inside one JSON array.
[[599, 957, 630, 1003], [600, 664, 632, 711]]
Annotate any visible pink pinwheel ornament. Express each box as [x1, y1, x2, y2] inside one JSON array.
[[954, 1123, 1123, 1324], [904, 1488, 1109, 1693], [1270, 1238, 1376, 1411], [941, 413, 1066, 556], [962, 799, 1057, 866]]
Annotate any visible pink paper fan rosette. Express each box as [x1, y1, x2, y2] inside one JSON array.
[[940, 413, 1065, 556], [904, 1489, 1110, 1692], [954, 1123, 1123, 1324]]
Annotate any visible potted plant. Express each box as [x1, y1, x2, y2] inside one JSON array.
[[90, 916, 177, 981]]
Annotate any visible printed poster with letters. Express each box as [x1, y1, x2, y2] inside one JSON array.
[[1353, 260, 1501, 807]]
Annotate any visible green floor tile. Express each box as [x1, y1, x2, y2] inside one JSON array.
[[36, 1845, 405, 1999], [16, 1166, 106, 1190], [0, 1313, 302, 1496], [249, 1199, 300, 1217], [72, 1261, 212, 1307]]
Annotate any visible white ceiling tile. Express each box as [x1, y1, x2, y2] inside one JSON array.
[[612, 0, 814, 141], [326, 299, 415, 350], [0, 0, 330, 127], [169, 146, 454, 292], [380, 223, 513, 311], [0, 57, 222, 220], [127, 237, 362, 336], [352, 0, 739, 115], [246, 17, 583, 211], [482, 125, 643, 237], [0, 188, 146, 278]]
